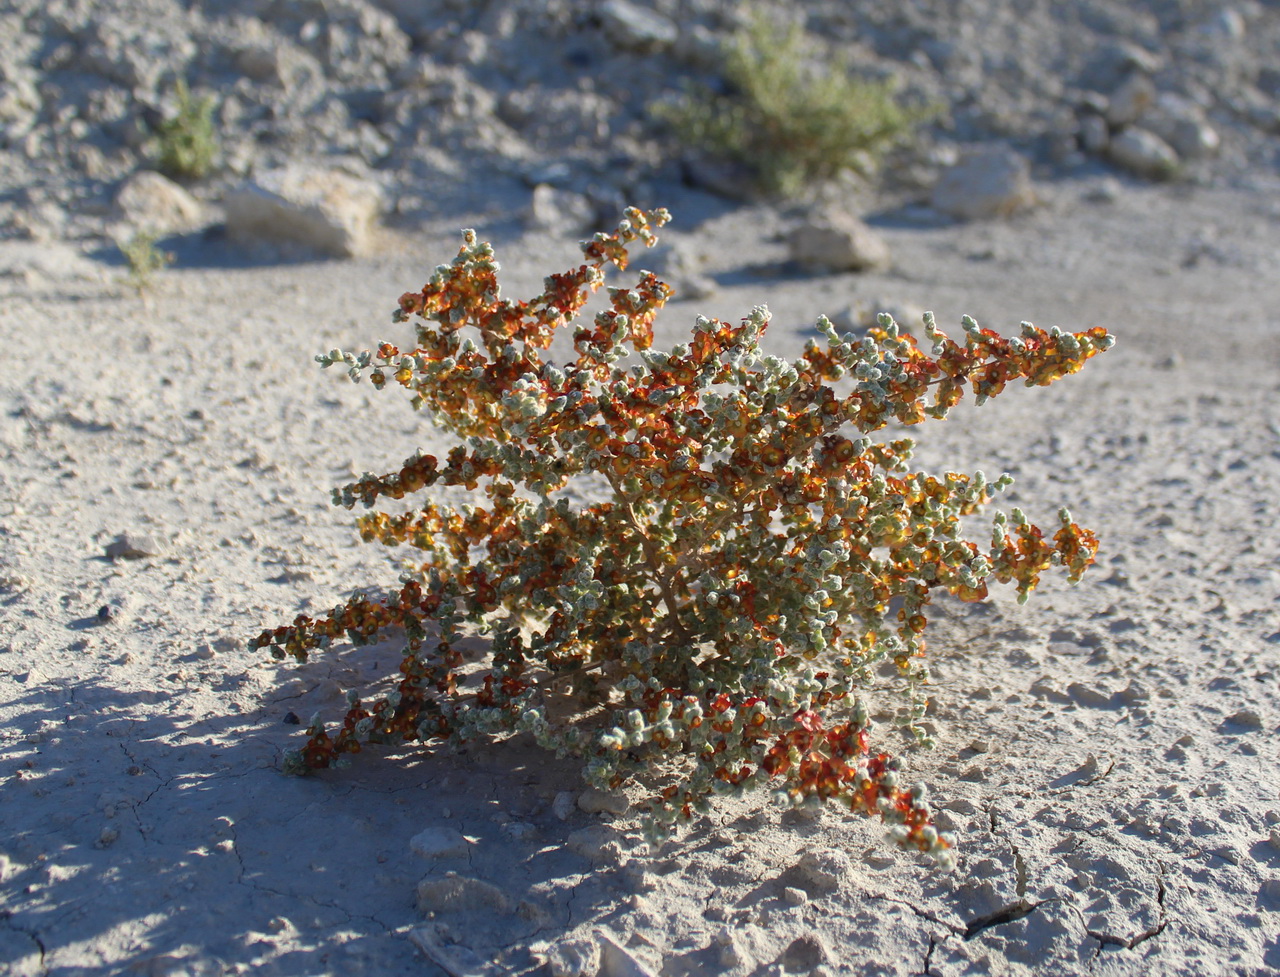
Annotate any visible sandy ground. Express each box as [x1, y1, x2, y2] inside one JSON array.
[[2, 178, 1279, 976]]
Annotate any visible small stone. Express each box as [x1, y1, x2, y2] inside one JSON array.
[[795, 847, 852, 892], [409, 826, 470, 859], [599, 0, 678, 53], [1197, 8, 1246, 40], [97, 605, 114, 623], [115, 170, 205, 235], [553, 791, 577, 821], [1268, 829, 1280, 853], [97, 826, 119, 848], [282, 711, 300, 725], [597, 932, 660, 977], [1079, 114, 1110, 154], [944, 798, 980, 815], [1108, 129, 1180, 180], [787, 211, 891, 273], [1223, 709, 1263, 731], [782, 885, 808, 906], [1067, 683, 1114, 708], [224, 164, 383, 259], [193, 644, 215, 660], [1029, 677, 1071, 704], [1115, 681, 1150, 705], [1144, 94, 1221, 160], [1106, 74, 1157, 127], [861, 848, 896, 869], [415, 873, 508, 914], [578, 788, 629, 817], [780, 935, 829, 971], [504, 821, 537, 843], [545, 936, 600, 977], [931, 146, 1038, 221], [105, 532, 163, 560], [409, 923, 493, 977]]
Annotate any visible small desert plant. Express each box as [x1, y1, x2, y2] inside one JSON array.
[[153, 79, 217, 181], [253, 208, 1113, 866], [659, 13, 931, 197], [119, 230, 174, 295]]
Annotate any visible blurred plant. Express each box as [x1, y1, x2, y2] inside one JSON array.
[[119, 230, 173, 295], [153, 79, 217, 181], [253, 207, 1113, 867], [658, 12, 933, 197]]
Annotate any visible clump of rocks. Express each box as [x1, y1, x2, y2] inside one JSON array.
[[1, 0, 1275, 252]]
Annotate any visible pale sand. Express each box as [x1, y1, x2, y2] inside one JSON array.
[[1, 181, 1278, 975]]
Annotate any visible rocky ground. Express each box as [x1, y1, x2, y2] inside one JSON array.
[[2, 0, 1279, 246], [1, 2, 1279, 977]]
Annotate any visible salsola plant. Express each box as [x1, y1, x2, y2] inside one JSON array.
[[253, 207, 1113, 866]]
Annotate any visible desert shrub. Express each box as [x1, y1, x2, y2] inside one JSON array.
[[658, 13, 932, 197], [253, 208, 1113, 866], [153, 79, 217, 181], [119, 230, 173, 295]]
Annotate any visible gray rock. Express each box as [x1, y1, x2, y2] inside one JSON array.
[[545, 936, 601, 977], [1067, 682, 1114, 708], [1079, 114, 1111, 154], [599, 1, 678, 53], [782, 885, 809, 906], [1106, 74, 1157, 127], [409, 923, 495, 977], [1082, 177, 1123, 204], [787, 212, 891, 273], [1196, 8, 1246, 41], [780, 935, 829, 971], [597, 933, 659, 977], [552, 790, 577, 821], [224, 164, 383, 258], [1144, 94, 1221, 160], [577, 788, 629, 817], [416, 873, 509, 914], [931, 147, 1037, 221], [232, 40, 324, 92], [105, 532, 163, 560], [1108, 128, 1180, 180], [409, 826, 470, 859], [1223, 709, 1263, 731], [115, 171, 204, 235], [1081, 40, 1163, 94]]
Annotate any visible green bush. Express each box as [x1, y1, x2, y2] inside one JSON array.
[[119, 231, 174, 295], [153, 79, 217, 181], [659, 13, 932, 197]]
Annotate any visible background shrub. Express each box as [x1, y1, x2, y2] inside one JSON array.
[[659, 13, 933, 197], [153, 79, 217, 181]]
